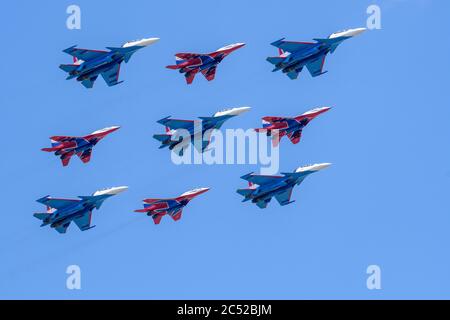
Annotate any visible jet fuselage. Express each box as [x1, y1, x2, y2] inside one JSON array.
[[71, 53, 124, 81], [41, 195, 111, 228], [277, 44, 330, 73]]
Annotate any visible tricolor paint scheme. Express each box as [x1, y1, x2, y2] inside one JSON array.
[[153, 106, 251, 156], [134, 188, 210, 224], [166, 43, 245, 84], [59, 37, 159, 88], [41, 126, 120, 167], [237, 163, 331, 209], [33, 186, 128, 234], [267, 28, 366, 80], [255, 107, 331, 146]]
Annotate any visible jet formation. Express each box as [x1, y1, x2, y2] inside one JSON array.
[[37, 28, 362, 232], [34, 186, 128, 233], [153, 106, 251, 156], [166, 43, 245, 84], [41, 126, 120, 166], [134, 188, 210, 224], [237, 164, 331, 209], [59, 37, 159, 88], [255, 107, 331, 146], [267, 28, 366, 79]]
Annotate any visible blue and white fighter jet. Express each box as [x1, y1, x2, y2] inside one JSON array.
[[34, 186, 128, 233], [237, 164, 331, 209], [267, 28, 366, 79], [59, 38, 159, 88]]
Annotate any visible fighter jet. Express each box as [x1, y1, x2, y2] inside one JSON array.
[[267, 28, 366, 80], [41, 126, 120, 166], [255, 107, 331, 146], [237, 163, 331, 209], [154, 106, 250, 156], [166, 43, 245, 84], [34, 186, 128, 234], [59, 37, 159, 88], [134, 188, 210, 224]]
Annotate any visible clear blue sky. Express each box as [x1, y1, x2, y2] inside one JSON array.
[[1, 0, 449, 299]]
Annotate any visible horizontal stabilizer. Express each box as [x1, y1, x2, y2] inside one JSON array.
[[33, 213, 49, 221], [153, 133, 172, 143], [59, 64, 78, 73], [237, 188, 254, 197], [266, 56, 285, 65]]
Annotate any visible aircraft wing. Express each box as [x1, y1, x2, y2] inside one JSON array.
[[63, 46, 109, 61], [101, 63, 123, 87], [73, 211, 93, 231], [201, 66, 217, 82], [81, 75, 98, 89], [241, 173, 283, 186], [270, 39, 315, 53], [77, 148, 92, 164], [55, 222, 71, 234], [306, 55, 327, 77], [37, 196, 80, 210], [274, 187, 295, 206]]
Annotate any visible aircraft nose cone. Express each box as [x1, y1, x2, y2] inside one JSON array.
[[233, 106, 251, 115], [143, 37, 160, 46], [316, 163, 332, 171], [350, 28, 366, 37], [94, 186, 129, 196], [213, 106, 251, 117], [112, 186, 129, 194], [109, 126, 121, 132], [197, 187, 210, 194]]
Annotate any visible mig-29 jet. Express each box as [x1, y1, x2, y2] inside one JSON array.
[[267, 28, 365, 80], [41, 126, 120, 167], [134, 188, 210, 225], [154, 106, 250, 156], [255, 107, 331, 146], [59, 37, 159, 88], [166, 43, 245, 84], [237, 164, 331, 209], [34, 186, 128, 234]]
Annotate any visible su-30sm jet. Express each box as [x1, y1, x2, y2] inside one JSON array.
[[267, 28, 365, 79], [60, 37, 159, 88]]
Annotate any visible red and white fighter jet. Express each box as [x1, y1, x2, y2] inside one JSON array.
[[134, 188, 210, 225]]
